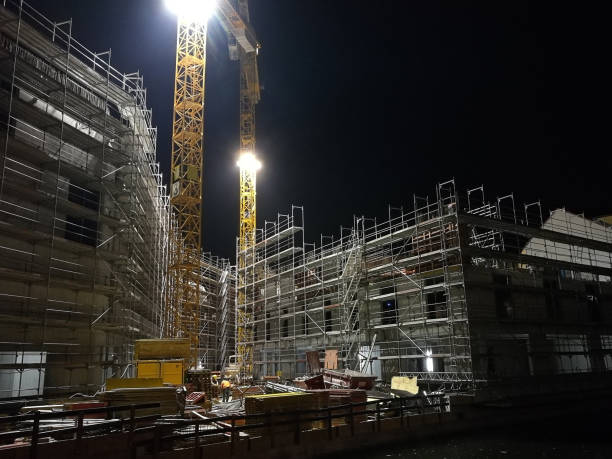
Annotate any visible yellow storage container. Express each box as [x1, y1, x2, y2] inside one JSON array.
[[161, 360, 183, 385], [136, 359, 184, 385], [134, 339, 190, 360], [137, 360, 161, 379]]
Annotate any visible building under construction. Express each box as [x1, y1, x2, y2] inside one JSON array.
[[0, 1, 236, 398], [1, 2, 612, 458], [0, 1, 171, 397], [1, 0, 612, 408], [237, 180, 612, 398]]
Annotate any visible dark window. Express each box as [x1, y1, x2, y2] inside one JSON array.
[[493, 274, 511, 287], [107, 100, 122, 121], [281, 319, 289, 337], [65, 184, 99, 246], [543, 278, 558, 290], [381, 300, 397, 325], [425, 276, 444, 287], [586, 284, 601, 322], [544, 279, 560, 320], [589, 303, 601, 323], [253, 325, 258, 341], [495, 290, 513, 318], [380, 286, 394, 296], [487, 346, 496, 375], [585, 283, 599, 303], [545, 293, 558, 320], [0, 79, 20, 98], [68, 183, 99, 211], [426, 291, 445, 319], [325, 310, 332, 332], [65, 215, 97, 246], [265, 312, 271, 341]]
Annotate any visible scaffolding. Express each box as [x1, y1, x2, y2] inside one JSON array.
[[237, 180, 612, 396], [163, 222, 233, 370], [199, 251, 234, 370], [0, 1, 169, 397]]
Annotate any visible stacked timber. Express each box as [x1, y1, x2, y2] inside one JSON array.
[[244, 392, 318, 434], [99, 387, 178, 416], [307, 389, 367, 426]]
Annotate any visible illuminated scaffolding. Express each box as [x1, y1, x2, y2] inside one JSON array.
[[0, 1, 169, 397], [236, 180, 612, 395]]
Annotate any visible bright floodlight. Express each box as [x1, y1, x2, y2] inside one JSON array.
[[237, 152, 262, 171], [165, 0, 217, 23], [425, 349, 434, 373]]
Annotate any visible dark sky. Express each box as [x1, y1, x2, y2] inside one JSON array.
[[27, 1, 610, 260]]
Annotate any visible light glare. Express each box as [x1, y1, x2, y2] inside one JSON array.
[[425, 349, 434, 372], [165, 0, 217, 23], [237, 152, 262, 171]]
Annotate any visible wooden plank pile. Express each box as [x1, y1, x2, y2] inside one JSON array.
[[99, 387, 178, 416], [244, 392, 319, 434], [307, 389, 367, 426]]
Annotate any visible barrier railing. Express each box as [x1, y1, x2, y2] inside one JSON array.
[[139, 395, 448, 456], [0, 402, 160, 459], [0, 395, 447, 458]]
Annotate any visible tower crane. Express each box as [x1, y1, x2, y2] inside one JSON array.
[[165, 0, 212, 369], [164, 0, 260, 374], [218, 0, 261, 381]]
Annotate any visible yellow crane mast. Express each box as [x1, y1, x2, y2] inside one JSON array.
[[223, 0, 261, 380], [165, 2, 213, 368]]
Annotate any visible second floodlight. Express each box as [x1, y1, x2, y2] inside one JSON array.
[[237, 152, 262, 171]]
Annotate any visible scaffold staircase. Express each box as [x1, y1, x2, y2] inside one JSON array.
[[217, 266, 232, 369], [339, 227, 364, 371], [437, 180, 473, 390]]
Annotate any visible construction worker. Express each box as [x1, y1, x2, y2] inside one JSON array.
[[221, 376, 231, 403]]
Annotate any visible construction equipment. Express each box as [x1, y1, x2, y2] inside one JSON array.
[[165, 0, 211, 368], [218, 0, 261, 383], [137, 360, 185, 385], [164, 0, 261, 375], [132, 338, 191, 385]]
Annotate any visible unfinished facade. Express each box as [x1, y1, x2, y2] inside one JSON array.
[[237, 181, 612, 397], [0, 2, 169, 397]]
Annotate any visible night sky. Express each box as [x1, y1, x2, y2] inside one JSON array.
[[27, 1, 610, 260]]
